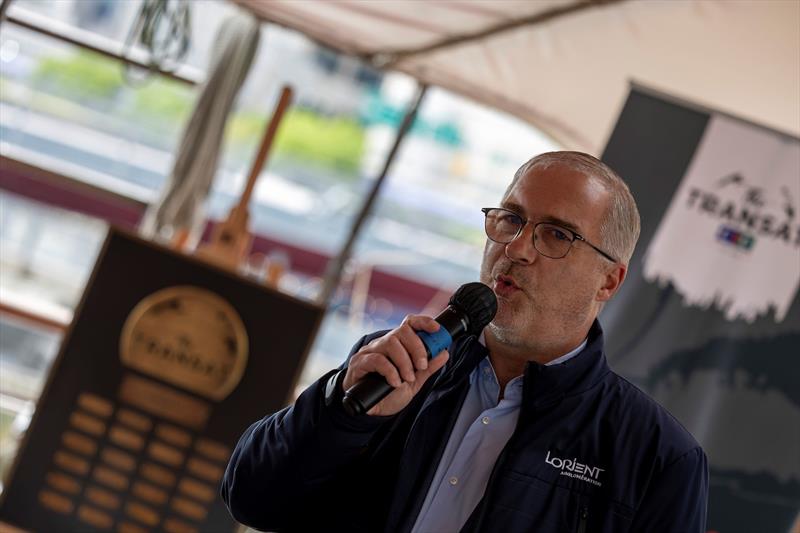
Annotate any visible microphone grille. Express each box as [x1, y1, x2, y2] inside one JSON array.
[[449, 282, 498, 335]]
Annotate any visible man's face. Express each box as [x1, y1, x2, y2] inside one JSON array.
[[479, 163, 614, 351]]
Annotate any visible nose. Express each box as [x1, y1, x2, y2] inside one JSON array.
[[503, 223, 538, 265]]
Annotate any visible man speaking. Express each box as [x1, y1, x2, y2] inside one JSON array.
[[221, 151, 709, 532]]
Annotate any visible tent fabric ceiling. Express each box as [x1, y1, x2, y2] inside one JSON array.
[[236, 0, 800, 155]]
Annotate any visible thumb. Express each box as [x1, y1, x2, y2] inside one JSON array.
[[411, 350, 449, 392]]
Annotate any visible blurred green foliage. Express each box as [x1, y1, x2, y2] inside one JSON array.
[[132, 77, 193, 121], [228, 108, 365, 173], [28, 50, 366, 172], [32, 50, 122, 101]]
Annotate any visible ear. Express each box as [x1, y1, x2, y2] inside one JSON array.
[[596, 263, 627, 302]]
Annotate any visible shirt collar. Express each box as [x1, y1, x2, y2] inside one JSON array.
[[545, 337, 588, 366], [475, 332, 588, 367], [473, 336, 588, 405]]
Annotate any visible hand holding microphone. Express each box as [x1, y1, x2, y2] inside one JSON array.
[[341, 282, 497, 417], [341, 315, 444, 417]]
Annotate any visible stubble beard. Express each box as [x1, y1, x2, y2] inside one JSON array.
[[486, 317, 528, 348], [480, 260, 596, 353], [481, 260, 539, 349]]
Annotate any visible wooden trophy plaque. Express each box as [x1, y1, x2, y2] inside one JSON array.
[[0, 227, 324, 532]]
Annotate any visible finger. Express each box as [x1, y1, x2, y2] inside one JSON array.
[[362, 352, 402, 388], [343, 350, 371, 389], [404, 314, 440, 334], [391, 324, 429, 370], [348, 345, 381, 374], [381, 335, 416, 383], [425, 348, 449, 375], [411, 350, 449, 392], [399, 315, 439, 370]]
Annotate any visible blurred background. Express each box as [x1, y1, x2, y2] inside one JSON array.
[[0, 1, 798, 532], [0, 0, 558, 484]]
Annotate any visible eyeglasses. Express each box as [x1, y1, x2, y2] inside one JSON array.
[[481, 207, 617, 262]]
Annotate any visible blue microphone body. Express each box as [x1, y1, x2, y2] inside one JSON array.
[[416, 329, 453, 359], [415, 305, 468, 358]]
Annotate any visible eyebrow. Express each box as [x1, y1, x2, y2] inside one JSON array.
[[499, 200, 583, 235]]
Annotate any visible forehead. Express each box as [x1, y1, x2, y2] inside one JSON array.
[[502, 163, 610, 233]]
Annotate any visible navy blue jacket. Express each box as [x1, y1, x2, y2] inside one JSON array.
[[221, 321, 708, 532]]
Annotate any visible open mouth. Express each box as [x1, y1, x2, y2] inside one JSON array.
[[494, 275, 520, 296], [498, 275, 518, 287]]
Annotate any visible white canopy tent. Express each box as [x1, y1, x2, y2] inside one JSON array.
[[236, 0, 800, 154]]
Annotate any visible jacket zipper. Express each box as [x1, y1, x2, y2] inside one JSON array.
[[577, 506, 588, 533]]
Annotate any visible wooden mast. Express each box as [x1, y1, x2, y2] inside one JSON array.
[[196, 86, 293, 271]]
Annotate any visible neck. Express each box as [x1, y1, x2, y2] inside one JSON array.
[[484, 325, 591, 391]]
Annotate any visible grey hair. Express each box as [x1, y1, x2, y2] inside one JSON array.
[[507, 151, 641, 265]]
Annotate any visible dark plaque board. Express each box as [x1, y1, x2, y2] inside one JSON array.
[[0, 227, 325, 532]]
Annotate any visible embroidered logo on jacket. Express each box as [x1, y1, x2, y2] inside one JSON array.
[[544, 451, 605, 487]]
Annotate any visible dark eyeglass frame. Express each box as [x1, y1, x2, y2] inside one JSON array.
[[481, 207, 618, 263]]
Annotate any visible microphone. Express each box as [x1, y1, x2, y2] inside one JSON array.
[[342, 282, 497, 417]]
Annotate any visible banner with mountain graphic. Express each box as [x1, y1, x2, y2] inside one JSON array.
[[601, 86, 800, 533]]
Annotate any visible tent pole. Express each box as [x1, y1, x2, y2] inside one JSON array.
[[0, 0, 14, 22], [317, 83, 428, 307], [374, 0, 626, 66]]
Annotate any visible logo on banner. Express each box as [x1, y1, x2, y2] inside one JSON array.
[[643, 114, 800, 323], [685, 173, 798, 252]]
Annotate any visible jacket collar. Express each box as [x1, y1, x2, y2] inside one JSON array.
[[436, 334, 489, 390], [521, 319, 610, 410], [440, 319, 609, 409]]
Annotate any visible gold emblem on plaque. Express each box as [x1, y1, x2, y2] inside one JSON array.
[[120, 286, 248, 401]]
